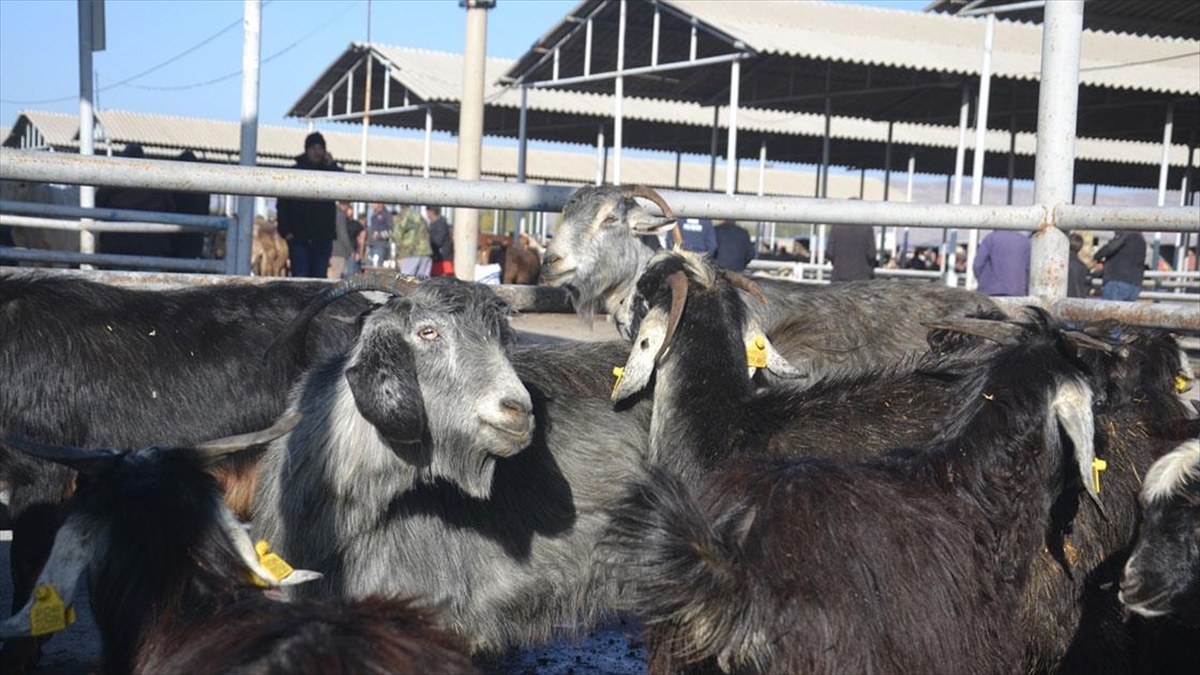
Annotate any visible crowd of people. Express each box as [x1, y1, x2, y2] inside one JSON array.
[[277, 132, 456, 281]]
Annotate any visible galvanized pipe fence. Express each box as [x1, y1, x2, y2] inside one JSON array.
[[1, 149, 1197, 332]]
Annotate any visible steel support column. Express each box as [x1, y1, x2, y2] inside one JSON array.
[[966, 12, 996, 290], [613, 0, 627, 185], [1029, 0, 1083, 299], [725, 59, 741, 195], [77, 0, 97, 261], [234, 0, 262, 276], [454, 0, 491, 280]]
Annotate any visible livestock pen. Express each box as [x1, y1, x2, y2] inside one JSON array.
[[1, 5, 1198, 669]]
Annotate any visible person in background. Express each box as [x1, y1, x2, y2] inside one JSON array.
[[972, 229, 1030, 296], [713, 220, 755, 272], [825, 221, 878, 282], [393, 203, 433, 277], [1066, 232, 1092, 298], [96, 143, 176, 260], [276, 132, 342, 278], [426, 205, 454, 277], [329, 201, 363, 279], [1092, 230, 1146, 301], [366, 202, 393, 268], [169, 149, 210, 259], [678, 217, 718, 257]]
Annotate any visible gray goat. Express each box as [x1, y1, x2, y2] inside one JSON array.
[[252, 279, 651, 652], [541, 184, 996, 381]]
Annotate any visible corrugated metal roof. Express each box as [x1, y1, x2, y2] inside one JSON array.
[[667, 0, 1197, 94], [927, 0, 1200, 40], [502, 0, 1198, 145], [1, 108, 896, 197], [12, 111, 81, 146]]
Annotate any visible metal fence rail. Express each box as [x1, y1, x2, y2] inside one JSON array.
[[2, 150, 1197, 234]]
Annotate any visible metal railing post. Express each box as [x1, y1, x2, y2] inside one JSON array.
[[1029, 0, 1083, 300]]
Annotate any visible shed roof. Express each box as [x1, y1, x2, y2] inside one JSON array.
[[284, 45, 1192, 189], [926, 0, 1200, 40], [502, 0, 1199, 143], [0, 109, 894, 198]]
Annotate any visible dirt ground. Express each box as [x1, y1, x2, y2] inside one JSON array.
[[0, 313, 645, 675]]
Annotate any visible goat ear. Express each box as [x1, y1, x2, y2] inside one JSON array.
[[184, 413, 302, 466], [742, 321, 805, 380], [627, 211, 678, 236], [613, 308, 669, 402], [0, 517, 93, 640], [0, 434, 121, 477], [1051, 379, 1105, 516], [346, 339, 427, 447], [216, 504, 323, 588]]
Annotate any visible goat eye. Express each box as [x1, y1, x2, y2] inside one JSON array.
[[417, 326, 440, 341], [603, 215, 618, 225]]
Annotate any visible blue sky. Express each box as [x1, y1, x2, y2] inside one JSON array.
[[0, 0, 929, 131]]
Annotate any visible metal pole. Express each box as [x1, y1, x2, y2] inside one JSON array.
[[953, 83, 969, 206], [614, 0, 626, 186], [5, 152, 1196, 232], [77, 0, 96, 261], [1006, 114, 1016, 205], [359, 2, 373, 179], [966, 12, 995, 290], [725, 59, 741, 195], [596, 126, 605, 185], [1029, 0, 1083, 299], [517, 85, 528, 183], [1152, 102, 1175, 275], [423, 106, 432, 179], [709, 107, 720, 191], [883, 121, 893, 200], [820, 92, 831, 198], [234, 0, 262, 277], [454, 0, 491, 280], [675, 149, 682, 189], [757, 140, 767, 196]]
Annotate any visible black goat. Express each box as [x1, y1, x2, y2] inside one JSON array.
[[541, 184, 997, 383], [611, 251, 1200, 673], [0, 271, 369, 671], [0, 417, 476, 675], [1120, 438, 1200, 625], [604, 304, 1105, 674]]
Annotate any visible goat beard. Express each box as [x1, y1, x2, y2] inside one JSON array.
[[418, 429, 500, 501]]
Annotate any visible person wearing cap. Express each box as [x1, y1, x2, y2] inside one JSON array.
[[276, 132, 343, 277]]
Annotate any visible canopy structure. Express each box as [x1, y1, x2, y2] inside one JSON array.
[[285, 44, 1193, 193], [503, 0, 1198, 142], [927, 0, 1200, 40]]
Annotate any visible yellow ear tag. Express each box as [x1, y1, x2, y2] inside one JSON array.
[[1175, 375, 1191, 394], [1092, 458, 1108, 494], [611, 366, 626, 398], [746, 335, 768, 369], [255, 540, 295, 582], [30, 584, 74, 636]]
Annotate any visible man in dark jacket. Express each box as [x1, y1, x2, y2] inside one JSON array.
[[276, 132, 342, 277], [96, 143, 176, 259], [426, 205, 453, 276], [714, 220, 754, 272], [1092, 230, 1146, 301], [826, 222, 877, 282]]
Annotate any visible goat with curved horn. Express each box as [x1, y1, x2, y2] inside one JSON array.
[[264, 273, 421, 360]]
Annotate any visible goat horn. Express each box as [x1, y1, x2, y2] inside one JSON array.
[[186, 413, 303, 465], [0, 434, 121, 476], [920, 317, 1023, 345], [621, 184, 675, 220], [263, 273, 421, 362], [655, 271, 690, 364], [1062, 330, 1115, 354], [724, 270, 767, 305]]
